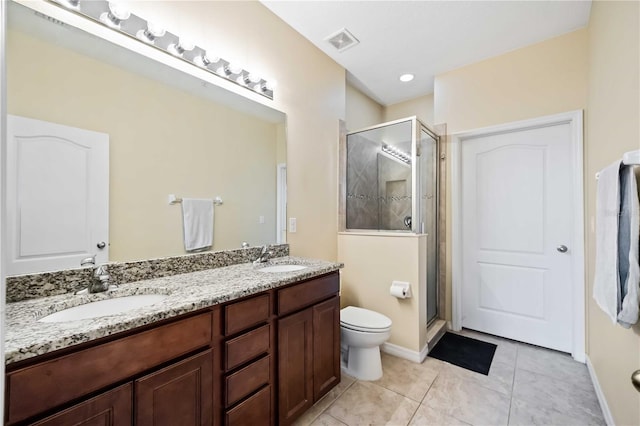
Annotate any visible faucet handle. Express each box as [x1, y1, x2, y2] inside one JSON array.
[[96, 264, 109, 275], [80, 255, 96, 267]]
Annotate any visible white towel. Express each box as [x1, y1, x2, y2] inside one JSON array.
[[617, 166, 640, 328], [593, 160, 622, 323], [181, 198, 214, 252]]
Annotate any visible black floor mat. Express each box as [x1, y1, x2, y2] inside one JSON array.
[[428, 332, 497, 375]]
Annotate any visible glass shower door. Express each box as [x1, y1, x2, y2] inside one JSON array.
[[418, 126, 439, 324]]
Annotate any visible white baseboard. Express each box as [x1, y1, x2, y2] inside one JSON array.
[[586, 355, 615, 426], [381, 342, 429, 363]]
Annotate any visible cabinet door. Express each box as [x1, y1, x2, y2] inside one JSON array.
[[32, 383, 132, 426], [278, 308, 313, 425], [135, 350, 213, 426], [313, 296, 341, 401]]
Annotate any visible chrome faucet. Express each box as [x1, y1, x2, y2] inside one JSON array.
[[80, 255, 112, 293], [253, 245, 273, 264]]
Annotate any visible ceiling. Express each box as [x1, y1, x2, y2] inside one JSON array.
[[261, 1, 592, 106]]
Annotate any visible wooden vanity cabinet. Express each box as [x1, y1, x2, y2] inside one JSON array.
[[5, 271, 341, 426], [5, 311, 215, 425], [277, 274, 341, 426]]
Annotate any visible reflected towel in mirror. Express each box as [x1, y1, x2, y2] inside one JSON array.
[[182, 198, 214, 252]]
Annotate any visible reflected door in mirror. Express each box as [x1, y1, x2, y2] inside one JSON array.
[[6, 115, 109, 275]]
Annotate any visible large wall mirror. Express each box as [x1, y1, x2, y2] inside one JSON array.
[[5, 1, 287, 275]]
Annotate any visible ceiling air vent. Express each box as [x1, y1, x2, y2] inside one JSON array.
[[325, 28, 360, 53]]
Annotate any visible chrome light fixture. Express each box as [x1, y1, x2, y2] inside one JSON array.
[[46, 0, 275, 100], [381, 144, 411, 165]]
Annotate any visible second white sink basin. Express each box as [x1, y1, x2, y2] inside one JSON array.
[[259, 264, 307, 273], [39, 294, 168, 323]]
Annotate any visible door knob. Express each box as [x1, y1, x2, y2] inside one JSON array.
[[557, 245, 568, 253], [632, 370, 640, 393], [96, 241, 106, 249]]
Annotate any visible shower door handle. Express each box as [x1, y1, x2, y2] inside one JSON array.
[[556, 245, 568, 253]]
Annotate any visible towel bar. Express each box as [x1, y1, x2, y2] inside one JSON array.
[[595, 149, 640, 179], [168, 194, 223, 206]]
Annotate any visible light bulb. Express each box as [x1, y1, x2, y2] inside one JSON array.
[[194, 52, 219, 68], [108, 2, 130, 20], [147, 22, 166, 38], [137, 22, 166, 43], [264, 79, 277, 91], [169, 38, 196, 56], [225, 63, 243, 75], [248, 73, 262, 84], [178, 38, 195, 52], [100, 2, 130, 29]]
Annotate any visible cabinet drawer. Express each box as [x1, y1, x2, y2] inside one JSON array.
[[225, 385, 271, 426], [277, 273, 339, 316], [225, 355, 271, 407], [224, 293, 270, 336], [225, 324, 270, 371], [7, 312, 212, 424]]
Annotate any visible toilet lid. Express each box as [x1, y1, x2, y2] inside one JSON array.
[[340, 306, 392, 331]]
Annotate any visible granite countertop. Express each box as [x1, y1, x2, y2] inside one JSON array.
[[5, 256, 342, 365]]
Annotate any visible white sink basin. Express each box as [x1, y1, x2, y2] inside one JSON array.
[[39, 294, 168, 323], [259, 264, 307, 273]]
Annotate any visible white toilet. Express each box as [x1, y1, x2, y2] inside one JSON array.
[[340, 306, 392, 381]]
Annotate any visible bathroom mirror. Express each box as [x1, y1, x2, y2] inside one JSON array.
[[5, 1, 287, 274]]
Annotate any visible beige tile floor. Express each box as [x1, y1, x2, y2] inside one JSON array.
[[294, 329, 605, 426]]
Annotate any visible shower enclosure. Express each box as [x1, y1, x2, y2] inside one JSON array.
[[344, 117, 440, 324]]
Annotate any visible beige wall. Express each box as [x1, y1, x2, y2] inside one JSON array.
[[338, 233, 427, 352], [345, 83, 383, 131], [8, 29, 279, 261], [384, 93, 434, 126], [435, 29, 588, 134], [586, 1, 640, 424], [434, 28, 589, 321], [123, 1, 345, 261]]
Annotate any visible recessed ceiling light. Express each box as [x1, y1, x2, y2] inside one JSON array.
[[399, 74, 414, 82]]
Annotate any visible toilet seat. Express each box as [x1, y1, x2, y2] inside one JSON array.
[[340, 306, 392, 333]]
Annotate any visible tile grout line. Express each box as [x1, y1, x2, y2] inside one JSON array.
[[507, 342, 519, 425], [312, 376, 357, 425]]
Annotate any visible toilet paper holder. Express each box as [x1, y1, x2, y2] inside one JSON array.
[[390, 281, 412, 299]]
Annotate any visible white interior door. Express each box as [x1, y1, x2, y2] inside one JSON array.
[[6, 115, 109, 275], [276, 163, 287, 244], [460, 121, 575, 352]]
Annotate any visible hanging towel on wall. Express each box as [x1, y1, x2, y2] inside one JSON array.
[[181, 198, 214, 252], [593, 160, 622, 323], [617, 166, 640, 328]]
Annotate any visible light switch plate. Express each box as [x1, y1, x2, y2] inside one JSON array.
[[289, 217, 297, 233]]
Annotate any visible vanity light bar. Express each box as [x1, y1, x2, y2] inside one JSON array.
[[49, 0, 275, 100], [381, 143, 411, 165]]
